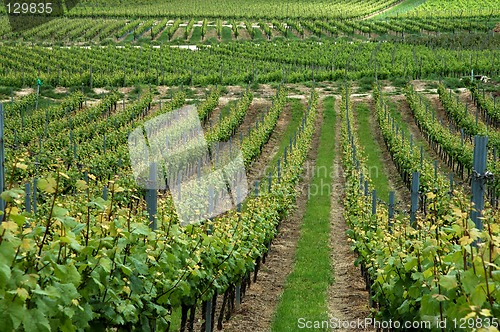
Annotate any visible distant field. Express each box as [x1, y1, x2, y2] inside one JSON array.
[[53, 0, 402, 19], [370, 0, 427, 19], [413, 0, 500, 16]]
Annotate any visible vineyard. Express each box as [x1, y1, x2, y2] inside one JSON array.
[[0, 0, 499, 331]]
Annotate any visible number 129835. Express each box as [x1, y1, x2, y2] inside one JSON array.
[[6, 2, 53, 14]]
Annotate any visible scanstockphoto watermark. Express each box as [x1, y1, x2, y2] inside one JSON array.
[[128, 105, 248, 226], [251, 162, 382, 199], [252, 162, 382, 182], [297, 317, 433, 330]]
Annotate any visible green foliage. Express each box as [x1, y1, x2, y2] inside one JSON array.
[[437, 83, 500, 151], [0, 84, 320, 331], [205, 91, 252, 142], [240, 86, 287, 166], [343, 85, 500, 326], [58, 0, 404, 20], [0, 41, 496, 88], [470, 84, 500, 125]]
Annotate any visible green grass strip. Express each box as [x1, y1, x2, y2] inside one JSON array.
[[221, 27, 233, 42], [271, 96, 336, 332], [355, 103, 392, 202], [189, 26, 202, 43], [266, 98, 305, 175]]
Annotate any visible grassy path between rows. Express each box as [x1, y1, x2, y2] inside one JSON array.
[[271, 96, 336, 331], [169, 96, 304, 331], [266, 98, 306, 175], [355, 103, 392, 202]]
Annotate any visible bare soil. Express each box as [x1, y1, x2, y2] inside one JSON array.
[[117, 87, 134, 98], [54, 86, 69, 94], [234, 98, 273, 142], [93, 88, 110, 97], [381, 85, 397, 94], [411, 80, 436, 93], [236, 28, 251, 41], [205, 27, 218, 41], [171, 26, 185, 41], [15, 88, 35, 97], [156, 85, 170, 96], [83, 99, 101, 107]]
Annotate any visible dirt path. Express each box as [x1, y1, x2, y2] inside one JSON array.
[[204, 97, 233, 130], [185, 94, 302, 332], [421, 91, 453, 129], [222, 97, 322, 332], [328, 96, 373, 332], [233, 98, 272, 139]]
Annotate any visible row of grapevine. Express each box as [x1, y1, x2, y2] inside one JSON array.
[[63, 0, 403, 20], [197, 88, 221, 123], [437, 84, 500, 151], [150, 19, 169, 40], [133, 20, 155, 40], [115, 19, 142, 39], [470, 84, 500, 128], [0, 88, 320, 331], [5, 92, 85, 138], [164, 19, 181, 41], [405, 86, 500, 207], [205, 91, 253, 143], [241, 87, 287, 166], [372, 85, 448, 196], [184, 19, 195, 40], [342, 85, 500, 329], [4, 15, 496, 44], [0, 42, 497, 88], [405, 86, 473, 176]]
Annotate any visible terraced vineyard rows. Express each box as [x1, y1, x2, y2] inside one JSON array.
[[2, 16, 498, 45]]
